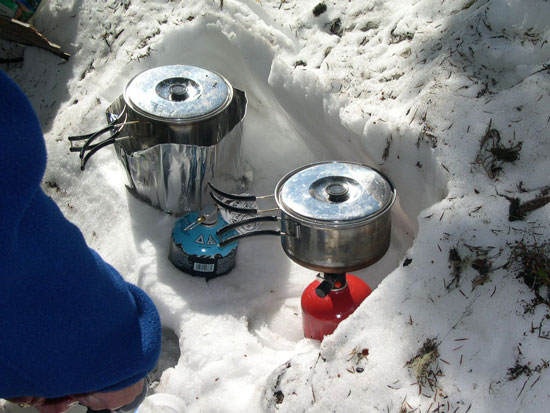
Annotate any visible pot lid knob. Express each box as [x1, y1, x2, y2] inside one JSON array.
[[325, 183, 349, 203], [169, 83, 190, 102]]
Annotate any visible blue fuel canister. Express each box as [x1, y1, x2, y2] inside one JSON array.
[[169, 206, 239, 280]]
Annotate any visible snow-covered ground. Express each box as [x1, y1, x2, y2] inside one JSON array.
[[2, 0, 550, 412]]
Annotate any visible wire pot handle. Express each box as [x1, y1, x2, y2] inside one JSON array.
[[217, 216, 301, 247], [209, 192, 279, 215], [217, 215, 279, 236], [219, 230, 281, 247], [68, 105, 138, 170], [207, 181, 274, 202]]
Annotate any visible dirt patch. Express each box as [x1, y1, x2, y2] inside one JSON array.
[[476, 121, 522, 179], [510, 241, 550, 311], [406, 338, 441, 392], [446, 245, 494, 292], [312, 3, 327, 17]]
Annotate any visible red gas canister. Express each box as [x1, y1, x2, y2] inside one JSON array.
[[301, 273, 372, 341]]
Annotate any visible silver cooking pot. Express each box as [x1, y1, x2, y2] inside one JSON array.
[[69, 65, 248, 215], [213, 161, 396, 273]]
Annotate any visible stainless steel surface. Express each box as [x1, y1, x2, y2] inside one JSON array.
[[99, 66, 248, 215], [107, 87, 247, 148], [275, 161, 396, 273], [124, 65, 232, 122], [216, 161, 397, 273], [278, 206, 393, 273], [276, 161, 394, 223]]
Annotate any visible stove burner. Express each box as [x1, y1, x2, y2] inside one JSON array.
[[301, 273, 372, 341], [314, 272, 347, 297]]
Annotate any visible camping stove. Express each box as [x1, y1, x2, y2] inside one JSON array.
[[169, 205, 239, 280], [211, 161, 396, 340], [301, 273, 372, 341]]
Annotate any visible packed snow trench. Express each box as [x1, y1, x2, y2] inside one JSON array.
[[85, 26, 443, 411], [4, 0, 550, 411], [2, 3, 455, 413]]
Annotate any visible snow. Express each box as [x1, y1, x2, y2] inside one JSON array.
[[1, 0, 550, 412]]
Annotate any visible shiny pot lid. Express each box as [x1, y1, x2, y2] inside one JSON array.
[[124, 65, 233, 123], [275, 161, 396, 225]]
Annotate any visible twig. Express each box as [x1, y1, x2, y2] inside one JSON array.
[[530, 376, 541, 389], [516, 377, 529, 399], [409, 108, 418, 125]]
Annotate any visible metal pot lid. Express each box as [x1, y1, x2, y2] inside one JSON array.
[[124, 65, 232, 122], [275, 161, 396, 223]]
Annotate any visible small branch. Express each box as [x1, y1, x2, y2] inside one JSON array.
[[0, 16, 70, 60]]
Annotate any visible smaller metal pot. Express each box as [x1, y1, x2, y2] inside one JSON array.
[[214, 161, 397, 273]]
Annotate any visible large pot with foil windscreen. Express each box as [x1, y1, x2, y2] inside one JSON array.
[[70, 65, 248, 215]]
